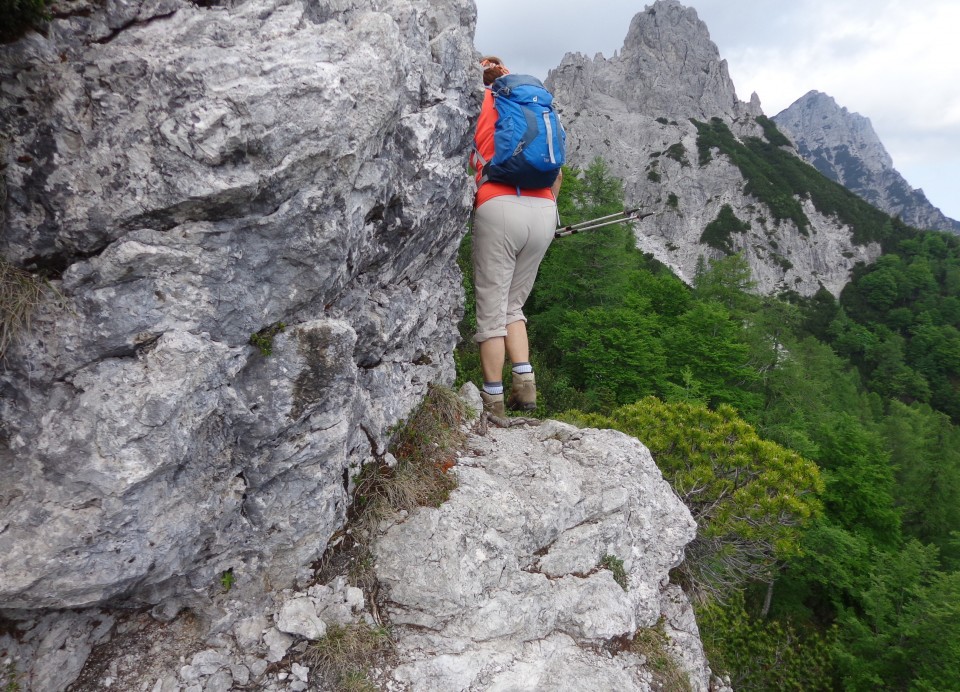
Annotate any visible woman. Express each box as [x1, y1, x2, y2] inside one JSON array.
[[470, 56, 562, 416]]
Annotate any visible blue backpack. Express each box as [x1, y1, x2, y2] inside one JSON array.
[[478, 74, 566, 189]]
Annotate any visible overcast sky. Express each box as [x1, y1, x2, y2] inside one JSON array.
[[474, 0, 960, 222]]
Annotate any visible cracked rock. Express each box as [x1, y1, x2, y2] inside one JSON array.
[[374, 423, 699, 690]]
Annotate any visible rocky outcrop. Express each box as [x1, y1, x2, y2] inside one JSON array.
[[0, 0, 477, 617], [546, 0, 881, 296], [1, 397, 721, 692], [375, 416, 703, 691], [773, 90, 960, 234]]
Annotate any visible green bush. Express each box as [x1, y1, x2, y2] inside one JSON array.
[[578, 397, 823, 601], [692, 117, 891, 243], [755, 115, 793, 148], [665, 142, 689, 166]]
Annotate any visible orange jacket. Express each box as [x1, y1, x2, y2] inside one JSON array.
[[471, 89, 555, 209]]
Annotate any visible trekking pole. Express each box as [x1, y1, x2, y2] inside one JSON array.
[[554, 208, 655, 238], [563, 208, 641, 231]]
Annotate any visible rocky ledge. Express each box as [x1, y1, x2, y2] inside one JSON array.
[[2, 391, 726, 691]]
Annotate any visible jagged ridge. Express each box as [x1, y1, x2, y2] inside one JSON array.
[[773, 90, 960, 235]]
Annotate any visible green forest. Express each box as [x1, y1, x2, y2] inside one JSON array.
[[456, 149, 960, 689]]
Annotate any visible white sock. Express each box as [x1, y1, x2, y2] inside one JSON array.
[[483, 381, 504, 395]]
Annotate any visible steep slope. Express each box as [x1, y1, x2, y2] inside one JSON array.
[[0, 0, 477, 614], [546, 0, 882, 296], [773, 90, 960, 235]]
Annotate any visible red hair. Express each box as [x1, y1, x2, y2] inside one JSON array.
[[480, 55, 508, 86]]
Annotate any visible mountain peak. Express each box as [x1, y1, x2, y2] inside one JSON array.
[[774, 92, 960, 233], [775, 91, 888, 165], [623, 0, 711, 48], [549, 0, 758, 122]]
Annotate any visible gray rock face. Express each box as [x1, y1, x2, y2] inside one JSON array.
[[773, 90, 960, 234], [0, 0, 477, 613], [374, 419, 704, 691], [547, 0, 881, 296]]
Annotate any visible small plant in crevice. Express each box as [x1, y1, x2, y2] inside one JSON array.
[[311, 384, 468, 641], [249, 321, 286, 356], [308, 623, 394, 692], [219, 568, 235, 592], [632, 618, 693, 692], [1, 659, 22, 692], [351, 384, 466, 538], [599, 554, 629, 591]]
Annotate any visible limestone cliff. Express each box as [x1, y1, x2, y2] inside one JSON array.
[[773, 90, 960, 235], [0, 0, 477, 614], [546, 0, 881, 296]]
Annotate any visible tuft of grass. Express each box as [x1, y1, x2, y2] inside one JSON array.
[[632, 619, 693, 692], [351, 384, 465, 537], [600, 554, 628, 591], [1, 256, 48, 357], [308, 623, 393, 692], [307, 385, 467, 687], [339, 669, 378, 692]]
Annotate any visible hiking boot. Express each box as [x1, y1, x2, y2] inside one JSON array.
[[480, 390, 505, 416], [508, 372, 537, 411]]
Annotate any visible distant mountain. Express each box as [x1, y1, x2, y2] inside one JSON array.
[[773, 91, 960, 235], [546, 0, 883, 297]]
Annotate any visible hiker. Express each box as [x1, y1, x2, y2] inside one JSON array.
[[470, 56, 563, 416]]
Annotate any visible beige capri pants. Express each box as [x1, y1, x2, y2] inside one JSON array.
[[472, 194, 557, 343]]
